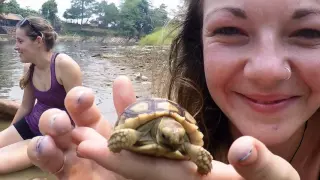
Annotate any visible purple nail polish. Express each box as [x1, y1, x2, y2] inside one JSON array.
[[238, 148, 252, 162], [77, 91, 84, 104], [50, 115, 57, 128], [36, 137, 44, 154]]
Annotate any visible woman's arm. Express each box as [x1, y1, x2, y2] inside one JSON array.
[[56, 54, 82, 93], [11, 64, 36, 125]]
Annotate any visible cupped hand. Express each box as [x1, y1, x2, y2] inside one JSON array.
[[27, 75, 136, 180], [27, 75, 301, 180], [76, 131, 300, 180]]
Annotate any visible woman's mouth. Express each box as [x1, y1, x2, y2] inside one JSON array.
[[237, 93, 299, 113], [249, 98, 286, 104]]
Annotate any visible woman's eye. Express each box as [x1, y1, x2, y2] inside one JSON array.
[[212, 27, 245, 36], [291, 29, 320, 39]]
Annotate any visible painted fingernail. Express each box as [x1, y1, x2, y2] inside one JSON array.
[[238, 147, 253, 162], [77, 91, 85, 104], [50, 115, 58, 128], [50, 111, 71, 134], [36, 136, 45, 155]]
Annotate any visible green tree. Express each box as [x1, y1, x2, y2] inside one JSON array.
[[94, 1, 119, 28], [1, 0, 20, 14], [118, 0, 153, 40], [63, 6, 81, 23], [41, 0, 58, 26], [0, 1, 4, 13], [63, 0, 96, 26], [0, 0, 40, 17], [150, 4, 168, 28], [20, 7, 41, 17]]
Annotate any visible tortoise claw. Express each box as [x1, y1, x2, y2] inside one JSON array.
[[108, 129, 140, 153], [195, 147, 213, 175], [183, 143, 213, 175]]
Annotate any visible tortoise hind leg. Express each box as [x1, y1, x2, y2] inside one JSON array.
[[108, 129, 142, 153], [183, 142, 213, 175]]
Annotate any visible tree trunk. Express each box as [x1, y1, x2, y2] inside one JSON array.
[[81, 0, 84, 29]]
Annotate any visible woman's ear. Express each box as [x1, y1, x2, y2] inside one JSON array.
[[35, 36, 44, 48]]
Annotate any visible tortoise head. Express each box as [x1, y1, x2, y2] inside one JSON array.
[[156, 116, 186, 151]]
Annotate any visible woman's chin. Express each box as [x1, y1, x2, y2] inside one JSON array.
[[19, 58, 28, 63], [230, 120, 295, 146]]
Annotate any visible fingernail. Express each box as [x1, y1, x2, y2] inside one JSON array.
[[77, 91, 85, 104], [50, 111, 71, 134], [50, 115, 58, 128], [238, 147, 253, 162], [36, 136, 45, 155], [76, 146, 85, 158]]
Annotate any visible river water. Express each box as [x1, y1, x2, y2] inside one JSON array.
[[0, 40, 153, 179]]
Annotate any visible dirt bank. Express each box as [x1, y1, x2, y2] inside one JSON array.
[[94, 45, 171, 98]]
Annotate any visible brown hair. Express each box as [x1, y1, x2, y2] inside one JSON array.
[[17, 16, 58, 89], [167, 0, 233, 163]]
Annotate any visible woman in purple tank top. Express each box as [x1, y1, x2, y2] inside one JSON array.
[[0, 16, 82, 174]]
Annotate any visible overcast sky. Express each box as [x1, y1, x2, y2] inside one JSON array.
[[15, 0, 181, 19]]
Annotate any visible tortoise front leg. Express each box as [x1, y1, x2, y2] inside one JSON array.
[[108, 129, 142, 153], [182, 142, 213, 175]]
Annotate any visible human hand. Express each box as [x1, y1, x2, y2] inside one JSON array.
[[27, 75, 301, 180], [27, 75, 137, 180], [76, 130, 301, 180]]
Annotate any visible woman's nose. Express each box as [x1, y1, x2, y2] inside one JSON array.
[[244, 42, 290, 88], [14, 44, 19, 51]]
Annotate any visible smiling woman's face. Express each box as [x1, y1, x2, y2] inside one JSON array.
[[15, 28, 40, 63], [202, 0, 320, 145]]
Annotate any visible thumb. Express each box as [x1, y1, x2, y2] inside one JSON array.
[[112, 75, 137, 116], [228, 136, 300, 180]]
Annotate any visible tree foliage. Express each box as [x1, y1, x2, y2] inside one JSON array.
[[1, 0, 175, 40], [61, 0, 170, 39], [0, 0, 40, 17], [41, 0, 58, 26], [63, 0, 95, 26], [93, 1, 119, 28]]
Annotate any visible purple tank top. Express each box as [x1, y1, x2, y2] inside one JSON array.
[[25, 53, 68, 135]]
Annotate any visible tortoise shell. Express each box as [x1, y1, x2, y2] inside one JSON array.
[[114, 98, 204, 147]]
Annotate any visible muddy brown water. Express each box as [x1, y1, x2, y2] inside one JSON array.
[[0, 41, 164, 179]]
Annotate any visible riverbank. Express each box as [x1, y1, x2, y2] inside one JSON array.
[[93, 45, 171, 98], [0, 34, 137, 45], [0, 34, 12, 42]]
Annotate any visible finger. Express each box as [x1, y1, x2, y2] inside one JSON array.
[[72, 127, 107, 145], [112, 75, 137, 116], [73, 127, 242, 180], [38, 108, 73, 150], [27, 135, 65, 179], [228, 136, 300, 180], [64, 86, 102, 127]]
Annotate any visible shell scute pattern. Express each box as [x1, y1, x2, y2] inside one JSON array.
[[109, 98, 213, 175]]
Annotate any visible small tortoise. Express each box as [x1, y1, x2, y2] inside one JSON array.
[[108, 98, 213, 175]]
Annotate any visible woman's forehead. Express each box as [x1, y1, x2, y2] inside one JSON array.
[[202, 0, 320, 21], [15, 28, 28, 39]]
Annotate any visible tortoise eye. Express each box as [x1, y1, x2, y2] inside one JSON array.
[[162, 133, 167, 139]]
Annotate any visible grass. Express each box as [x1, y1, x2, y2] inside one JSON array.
[[138, 25, 179, 46]]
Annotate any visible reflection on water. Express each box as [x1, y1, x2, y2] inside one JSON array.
[[0, 41, 147, 179]]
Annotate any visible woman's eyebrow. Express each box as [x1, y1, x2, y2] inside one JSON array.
[[292, 8, 320, 19], [204, 7, 247, 23]]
